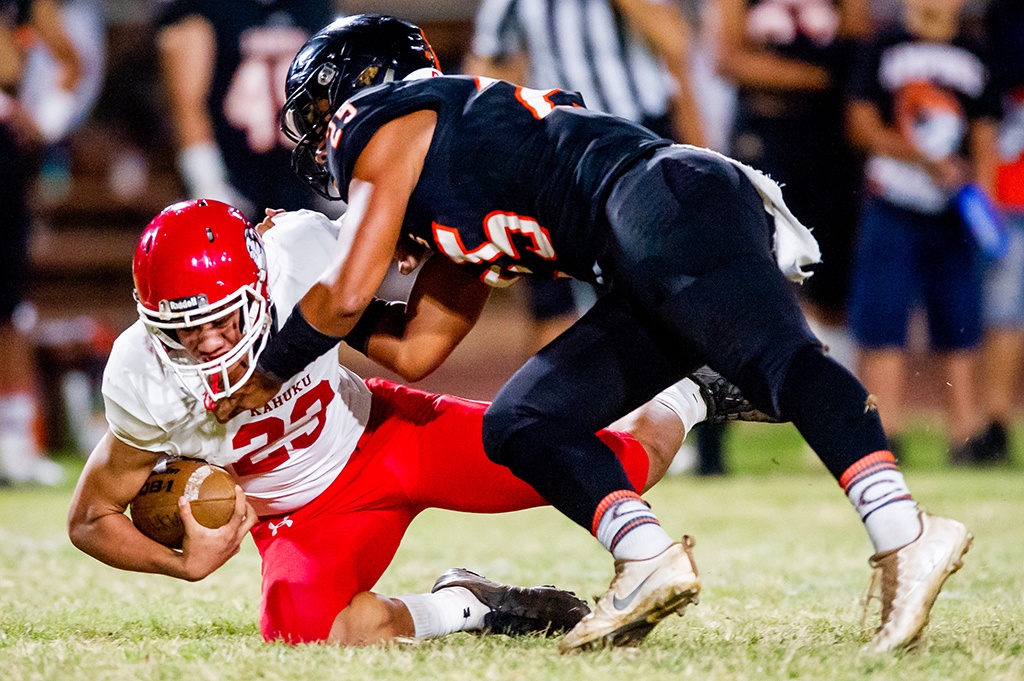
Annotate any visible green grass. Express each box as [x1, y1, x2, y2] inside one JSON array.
[[1, 422, 1022, 680]]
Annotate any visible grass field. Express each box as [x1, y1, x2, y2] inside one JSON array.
[[1, 421, 1022, 681]]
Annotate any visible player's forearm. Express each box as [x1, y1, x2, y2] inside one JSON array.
[[364, 256, 488, 380], [68, 511, 189, 579], [299, 281, 370, 338], [366, 324, 463, 383], [345, 296, 471, 381]]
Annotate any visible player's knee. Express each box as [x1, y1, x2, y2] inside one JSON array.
[[328, 592, 405, 646], [481, 402, 521, 465], [483, 406, 559, 474], [725, 341, 822, 420]]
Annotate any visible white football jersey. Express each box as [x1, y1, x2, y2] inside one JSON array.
[[102, 210, 372, 516]]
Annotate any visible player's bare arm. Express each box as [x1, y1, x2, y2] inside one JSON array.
[[367, 254, 490, 382], [300, 109, 436, 335], [68, 432, 256, 582]]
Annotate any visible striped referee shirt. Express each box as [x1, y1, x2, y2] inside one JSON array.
[[471, 0, 675, 125]]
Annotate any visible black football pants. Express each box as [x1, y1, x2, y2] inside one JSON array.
[[481, 146, 888, 530]]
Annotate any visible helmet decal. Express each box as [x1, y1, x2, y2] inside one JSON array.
[[317, 62, 337, 86], [244, 227, 268, 275], [160, 294, 210, 314]]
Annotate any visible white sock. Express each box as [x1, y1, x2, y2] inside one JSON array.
[[395, 587, 489, 639], [842, 455, 921, 554], [595, 494, 674, 561], [652, 378, 707, 434]]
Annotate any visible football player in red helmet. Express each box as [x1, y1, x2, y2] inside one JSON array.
[[68, 199, 742, 645], [132, 199, 273, 404]]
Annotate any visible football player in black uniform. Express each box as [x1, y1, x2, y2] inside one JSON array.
[[214, 15, 971, 653]]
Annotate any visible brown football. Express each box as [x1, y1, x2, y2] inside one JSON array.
[[130, 457, 237, 549]]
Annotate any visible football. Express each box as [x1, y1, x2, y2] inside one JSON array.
[[130, 457, 237, 549]]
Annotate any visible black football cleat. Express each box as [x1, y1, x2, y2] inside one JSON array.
[[687, 366, 782, 424], [431, 568, 590, 636]]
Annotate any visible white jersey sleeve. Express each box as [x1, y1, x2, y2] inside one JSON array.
[[261, 209, 354, 314], [102, 210, 372, 517], [103, 323, 194, 455]]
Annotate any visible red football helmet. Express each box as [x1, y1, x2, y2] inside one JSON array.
[[133, 199, 272, 401]]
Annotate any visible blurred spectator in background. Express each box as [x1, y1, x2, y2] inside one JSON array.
[[845, 0, 999, 462], [715, 0, 868, 362], [965, 0, 1024, 466], [466, 0, 707, 352], [154, 0, 332, 221], [706, 0, 868, 474], [19, 0, 104, 202], [0, 0, 82, 485]]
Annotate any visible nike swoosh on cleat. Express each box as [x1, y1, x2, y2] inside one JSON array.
[[918, 541, 950, 579], [901, 540, 951, 600], [612, 573, 654, 611]]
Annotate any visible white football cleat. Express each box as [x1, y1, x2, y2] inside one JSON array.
[[559, 536, 700, 652], [862, 511, 972, 652]]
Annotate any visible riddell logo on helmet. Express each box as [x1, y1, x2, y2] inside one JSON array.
[[317, 63, 337, 85], [161, 294, 209, 313]]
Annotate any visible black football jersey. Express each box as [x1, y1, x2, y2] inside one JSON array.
[[327, 76, 670, 285]]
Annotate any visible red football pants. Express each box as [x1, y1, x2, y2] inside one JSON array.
[[250, 378, 650, 643]]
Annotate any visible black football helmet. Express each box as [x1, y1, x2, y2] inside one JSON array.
[[280, 14, 441, 199]]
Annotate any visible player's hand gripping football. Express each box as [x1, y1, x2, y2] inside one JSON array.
[[212, 368, 282, 424], [176, 485, 257, 581]]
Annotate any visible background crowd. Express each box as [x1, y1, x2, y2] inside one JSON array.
[[0, 0, 1021, 485]]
